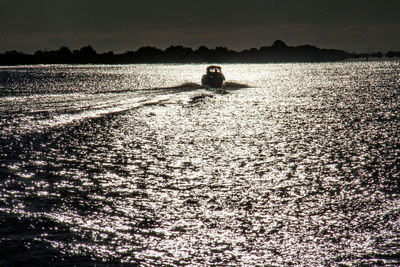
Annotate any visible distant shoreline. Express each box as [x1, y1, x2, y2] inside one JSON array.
[[1, 40, 399, 66]]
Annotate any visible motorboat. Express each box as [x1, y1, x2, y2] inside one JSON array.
[[201, 65, 225, 88]]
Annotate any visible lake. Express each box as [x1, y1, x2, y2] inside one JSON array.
[[0, 62, 399, 265]]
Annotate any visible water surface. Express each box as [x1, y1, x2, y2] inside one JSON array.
[[0, 62, 399, 265]]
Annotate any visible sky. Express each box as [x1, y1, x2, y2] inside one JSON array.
[[0, 0, 399, 53]]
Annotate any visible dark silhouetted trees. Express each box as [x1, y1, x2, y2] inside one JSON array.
[[0, 40, 398, 65], [385, 51, 400, 58]]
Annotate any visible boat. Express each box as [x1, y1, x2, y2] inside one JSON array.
[[201, 65, 225, 88]]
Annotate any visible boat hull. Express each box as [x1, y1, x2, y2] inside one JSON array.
[[201, 73, 225, 88]]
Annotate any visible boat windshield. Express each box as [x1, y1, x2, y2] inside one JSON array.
[[207, 66, 222, 73]]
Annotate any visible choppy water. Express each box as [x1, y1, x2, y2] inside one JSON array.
[[0, 62, 399, 266]]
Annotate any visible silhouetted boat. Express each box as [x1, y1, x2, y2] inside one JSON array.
[[201, 65, 225, 88]]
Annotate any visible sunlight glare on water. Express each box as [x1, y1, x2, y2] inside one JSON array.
[[0, 62, 399, 265]]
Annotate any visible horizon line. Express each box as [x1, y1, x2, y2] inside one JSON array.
[[1, 40, 395, 55]]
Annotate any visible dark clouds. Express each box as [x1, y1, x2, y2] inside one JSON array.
[[1, 0, 399, 52]]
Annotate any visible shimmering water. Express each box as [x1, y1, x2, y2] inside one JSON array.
[[0, 62, 399, 266]]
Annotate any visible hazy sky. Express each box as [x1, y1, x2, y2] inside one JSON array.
[[1, 0, 399, 53]]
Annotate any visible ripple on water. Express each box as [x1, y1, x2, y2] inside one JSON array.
[[0, 62, 399, 265]]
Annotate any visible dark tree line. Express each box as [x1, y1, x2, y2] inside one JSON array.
[[0, 40, 398, 65]]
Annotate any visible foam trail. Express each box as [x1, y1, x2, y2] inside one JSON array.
[[1, 81, 251, 135]]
